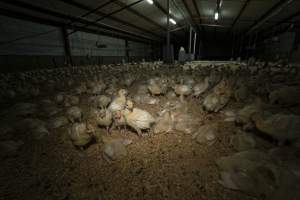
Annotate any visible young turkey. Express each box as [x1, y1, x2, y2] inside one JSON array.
[[68, 122, 94, 148], [252, 112, 300, 145], [66, 106, 82, 123], [192, 77, 209, 98], [121, 100, 155, 136], [94, 95, 111, 109], [108, 89, 128, 113], [174, 84, 192, 102], [269, 86, 300, 107], [147, 78, 167, 96], [95, 109, 113, 134]]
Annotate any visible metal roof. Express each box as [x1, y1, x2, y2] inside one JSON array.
[[0, 0, 300, 43]]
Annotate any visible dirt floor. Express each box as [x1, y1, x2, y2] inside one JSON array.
[[0, 92, 262, 200]]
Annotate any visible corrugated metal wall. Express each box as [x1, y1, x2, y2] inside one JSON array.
[[128, 41, 151, 58], [69, 31, 125, 57], [254, 32, 296, 60], [0, 16, 64, 56], [0, 15, 155, 72]]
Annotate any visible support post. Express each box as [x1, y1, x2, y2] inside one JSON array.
[[166, 0, 170, 60], [150, 43, 155, 61], [246, 35, 252, 60], [62, 27, 73, 66], [193, 32, 197, 55], [252, 31, 258, 58], [231, 34, 235, 58], [240, 36, 244, 58], [125, 39, 129, 62], [189, 26, 192, 54], [163, 0, 173, 64]]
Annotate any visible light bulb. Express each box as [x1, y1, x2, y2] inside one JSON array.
[[169, 18, 176, 25], [146, 0, 153, 4], [214, 12, 219, 20]]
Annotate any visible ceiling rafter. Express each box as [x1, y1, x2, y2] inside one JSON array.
[[268, 9, 300, 32], [258, 9, 300, 41], [114, 0, 167, 31], [114, 0, 182, 39], [68, 0, 144, 35], [59, 0, 162, 39], [181, 0, 199, 33], [0, 0, 159, 42], [245, 0, 295, 35], [191, 0, 205, 37], [61, 0, 119, 21], [152, 0, 179, 25], [0, 7, 155, 44], [231, 0, 251, 30]]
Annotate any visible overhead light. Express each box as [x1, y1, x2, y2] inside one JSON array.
[[219, 0, 223, 8], [170, 18, 176, 25], [214, 12, 219, 20], [146, 0, 153, 4]]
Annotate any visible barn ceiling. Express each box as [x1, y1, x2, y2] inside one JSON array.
[[0, 0, 300, 43]]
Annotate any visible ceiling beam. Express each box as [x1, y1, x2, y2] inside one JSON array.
[[0, 0, 159, 42], [181, 0, 198, 33], [114, 0, 183, 40], [192, 0, 201, 22], [59, 0, 162, 39], [259, 10, 300, 41], [170, 0, 191, 27], [153, 0, 178, 24], [68, 0, 144, 35], [199, 24, 229, 28], [114, 0, 167, 31], [61, 0, 119, 21], [191, 0, 206, 37], [152, 0, 190, 40], [152, 1, 169, 16], [245, 0, 294, 35], [0, 7, 156, 44], [230, 0, 251, 31], [268, 10, 300, 31]]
